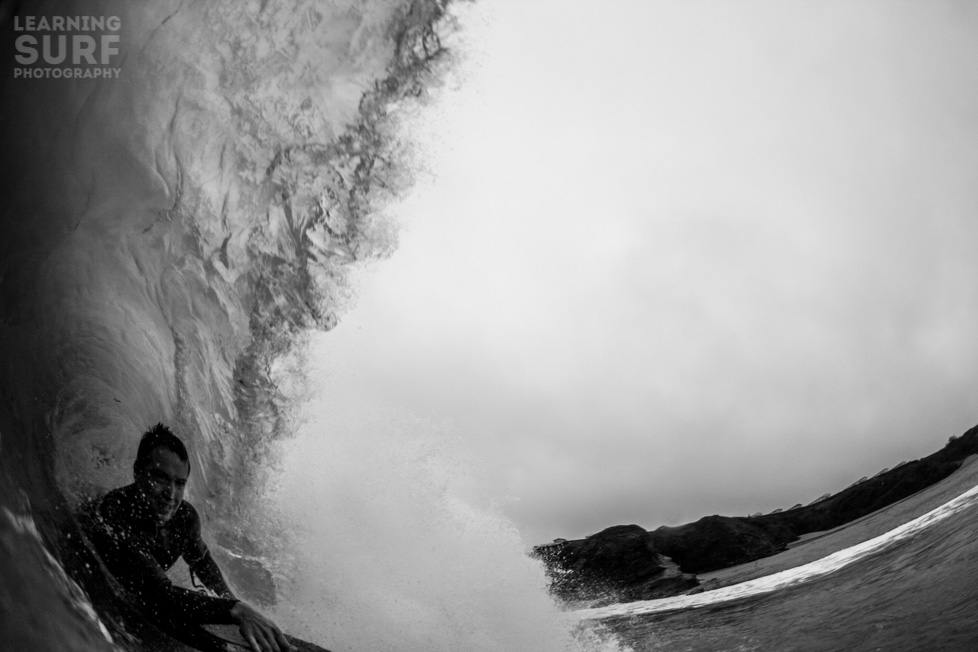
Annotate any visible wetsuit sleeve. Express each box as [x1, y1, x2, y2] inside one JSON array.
[[90, 503, 238, 625], [181, 506, 236, 600]]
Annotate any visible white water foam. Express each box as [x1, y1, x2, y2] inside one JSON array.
[[257, 335, 630, 652], [576, 481, 978, 622]]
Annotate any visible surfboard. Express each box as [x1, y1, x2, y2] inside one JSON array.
[[201, 624, 331, 652]]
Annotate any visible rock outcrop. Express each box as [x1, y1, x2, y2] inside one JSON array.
[[532, 524, 698, 604]]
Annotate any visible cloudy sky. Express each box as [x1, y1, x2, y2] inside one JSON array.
[[301, 0, 978, 545]]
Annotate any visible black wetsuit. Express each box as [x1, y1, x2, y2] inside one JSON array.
[[87, 484, 239, 626]]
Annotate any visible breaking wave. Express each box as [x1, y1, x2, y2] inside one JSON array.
[[0, 2, 627, 651]]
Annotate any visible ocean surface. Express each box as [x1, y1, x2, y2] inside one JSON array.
[[2, 2, 978, 652], [581, 474, 978, 651]]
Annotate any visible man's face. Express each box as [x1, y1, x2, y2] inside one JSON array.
[[134, 446, 189, 524]]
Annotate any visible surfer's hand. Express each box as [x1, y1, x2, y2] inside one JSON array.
[[230, 601, 292, 652]]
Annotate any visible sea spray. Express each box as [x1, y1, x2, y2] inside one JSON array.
[[256, 333, 631, 652], [208, 6, 634, 648]]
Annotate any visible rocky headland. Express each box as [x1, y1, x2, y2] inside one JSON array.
[[533, 424, 978, 605]]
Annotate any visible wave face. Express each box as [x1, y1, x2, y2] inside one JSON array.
[[0, 0, 435, 502], [0, 1, 555, 650]]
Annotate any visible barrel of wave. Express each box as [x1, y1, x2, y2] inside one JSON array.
[[1, 0, 409, 506], [0, 0, 436, 649]]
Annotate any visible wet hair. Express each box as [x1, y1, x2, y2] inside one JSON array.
[[134, 423, 190, 474]]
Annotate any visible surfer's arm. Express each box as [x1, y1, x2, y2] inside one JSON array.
[[90, 512, 239, 624], [179, 506, 290, 651], [181, 505, 236, 599], [137, 560, 240, 625], [189, 550, 236, 599]]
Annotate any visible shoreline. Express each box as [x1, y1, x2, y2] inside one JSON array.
[[535, 429, 978, 606], [696, 453, 978, 590]]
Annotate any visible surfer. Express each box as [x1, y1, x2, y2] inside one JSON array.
[[86, 424, 292, 652]]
